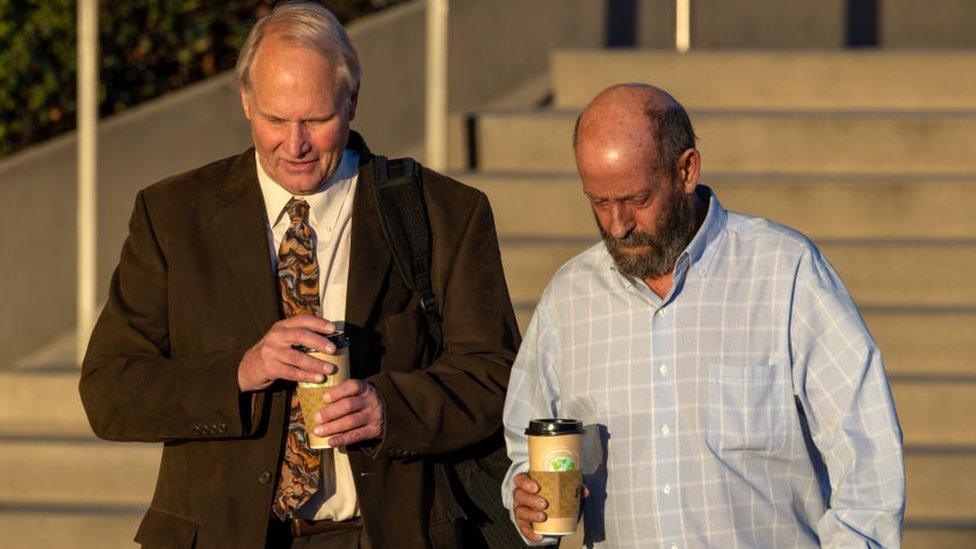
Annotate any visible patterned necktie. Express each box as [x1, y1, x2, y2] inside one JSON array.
[[272, 198, 322, 519]]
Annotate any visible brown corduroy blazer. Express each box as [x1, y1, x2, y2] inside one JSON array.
[[79, 133, 520, 548]]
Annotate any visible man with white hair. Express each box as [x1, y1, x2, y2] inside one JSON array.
[[81, 2, 519, 547]]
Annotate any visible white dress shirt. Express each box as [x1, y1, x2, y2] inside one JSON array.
[[257, 149, 361, 521]]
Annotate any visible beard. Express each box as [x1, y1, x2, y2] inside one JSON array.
[[597, 186, 696, 279]]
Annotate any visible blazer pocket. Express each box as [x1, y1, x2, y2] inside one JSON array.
[[134, 507, 198, 549], [427, 517, 462, 549], [706, 363, 791, 455]]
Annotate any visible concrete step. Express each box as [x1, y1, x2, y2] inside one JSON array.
[[0, 437, 159, 506], [469, 110, 976, 174], [902, 525, 976, 549], [551, 50, 976, 110], [0, 370, 91, 435], [0, 508, 142, 548], [864, 309, 976, 378], [906, 451, 976, 522], [499, 239, 976, 309], [466, 172, 976, 240], [893, 381, 976, 448]]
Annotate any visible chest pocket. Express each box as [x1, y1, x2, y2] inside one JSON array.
[[706, 363, 791, 454]]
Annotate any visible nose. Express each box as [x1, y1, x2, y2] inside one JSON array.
[[285, 122, 310, 158], [607, 203, 635, 239]]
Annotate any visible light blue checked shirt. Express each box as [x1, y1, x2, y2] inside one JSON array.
[[502, 187, 904, 548]]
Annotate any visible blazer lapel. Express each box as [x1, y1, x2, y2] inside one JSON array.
[[345, 147, 392, 331], [209, 151, 281, 335]]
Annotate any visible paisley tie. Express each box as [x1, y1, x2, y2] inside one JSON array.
[[272, 198, 322, 519]]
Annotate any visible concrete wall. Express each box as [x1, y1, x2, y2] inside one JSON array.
[[692, 0, 846, 48], [882, 0, 976, 47], [637, 0, 976, 49], [0, 75, 251, 367], [0, 0, 605, 365], [354, 0, 603, 154], [610, 0, 847, 50]]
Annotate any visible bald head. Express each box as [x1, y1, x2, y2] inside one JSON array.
[[574, 84, 696, 180]]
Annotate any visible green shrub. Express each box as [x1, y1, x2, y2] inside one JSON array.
[[0, 0, 405, 158]]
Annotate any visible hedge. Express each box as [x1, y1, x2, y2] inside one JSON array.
[[0, 0, 404, 158]]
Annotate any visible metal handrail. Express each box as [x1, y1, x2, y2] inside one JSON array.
[[676, 0, 691, 53], [425, 0, 449, 171], [77, 0, 98, 366]]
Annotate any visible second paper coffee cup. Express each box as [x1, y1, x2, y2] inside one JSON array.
[[295, 331, 350, 449], [526, 418, 584, 536]]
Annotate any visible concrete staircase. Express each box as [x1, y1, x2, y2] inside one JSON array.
[[458, 50, 976, 547], [0, 364, 157, 547]]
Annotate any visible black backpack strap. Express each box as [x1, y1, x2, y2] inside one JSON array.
[[369, 155, 444, 351], [370, 157, 522, 544], [369, 155, 466, 522]]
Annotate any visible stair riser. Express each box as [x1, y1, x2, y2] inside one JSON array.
[[468, 175, 976, 240], [474, 112, 976, 174], [552, 51, 976, 110], [0, 441, 158, 506]]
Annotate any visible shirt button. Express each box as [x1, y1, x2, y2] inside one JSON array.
[[258, 470, 272, 484], [659, 307, 667, 316], [659, 364, 668, 375], [661, 424, 670, 435], [663, 483, 672, 495]]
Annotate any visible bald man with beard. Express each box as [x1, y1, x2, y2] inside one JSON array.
[[502, 84, 904, 548]]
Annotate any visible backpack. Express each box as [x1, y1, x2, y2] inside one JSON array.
[[369, 156, 523, 548]]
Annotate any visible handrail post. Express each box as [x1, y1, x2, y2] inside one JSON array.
[[425, 0, 449, 171], [77, 0, 98, 366], [676, 0, 691, 53]]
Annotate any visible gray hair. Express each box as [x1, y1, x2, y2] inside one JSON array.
[[235, 1, 361, 98]]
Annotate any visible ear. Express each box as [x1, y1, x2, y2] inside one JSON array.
[[346, 86, 359, 122], [240, 89, 252, 120], [676, 148, 700, 194]]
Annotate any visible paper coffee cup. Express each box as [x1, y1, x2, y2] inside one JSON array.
[[526, 418, 585, 536], [295, 332, 350, 449]]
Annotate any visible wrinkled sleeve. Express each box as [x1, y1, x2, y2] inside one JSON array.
[[79, 190, 261, 442], [502, 291, 562, 546], [790, 246, 905, 548]]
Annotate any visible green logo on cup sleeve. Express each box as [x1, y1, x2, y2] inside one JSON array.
[[544, 449, 579, 472], [548, 457, 577, 472]]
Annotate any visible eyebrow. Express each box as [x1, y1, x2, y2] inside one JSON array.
[[260, 111, 336, 121], [584, 190, 652, 201]]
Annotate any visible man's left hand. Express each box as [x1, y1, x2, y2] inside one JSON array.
[[314, 379, 385, 447]]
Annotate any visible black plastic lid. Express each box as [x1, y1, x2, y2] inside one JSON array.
[[326, 331, 349, 348], [524, 418, 584, 436], [293, 330, 348, 354]]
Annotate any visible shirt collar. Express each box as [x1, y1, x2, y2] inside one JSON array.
[[256, 148, 360, 230], [607, 184, 728, 291], [681, 184, 727, 278]]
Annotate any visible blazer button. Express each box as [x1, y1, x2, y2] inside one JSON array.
[[259, 470, 273, 484]]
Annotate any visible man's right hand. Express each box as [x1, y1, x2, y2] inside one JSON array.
[[513, 472, 549, 542], [238, 314, 338, 392]]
